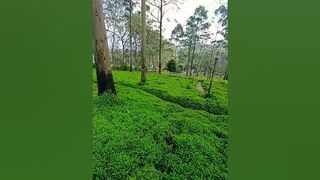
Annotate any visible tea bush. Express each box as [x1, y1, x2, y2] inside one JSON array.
[[93, 85, 228, 179], [108, 70, 228, 115]]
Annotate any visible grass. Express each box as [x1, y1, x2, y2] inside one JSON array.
[[93, 84, 228, 179], [93, 70, 228, 115]]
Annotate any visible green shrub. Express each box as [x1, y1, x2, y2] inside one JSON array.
[[106, 70, 228, 115], [93, 86, 228, 179], [130, 164, 161, 179], [166, 59, 177, 73]]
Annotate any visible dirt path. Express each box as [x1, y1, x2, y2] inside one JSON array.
[[196, 82, 205, 94]]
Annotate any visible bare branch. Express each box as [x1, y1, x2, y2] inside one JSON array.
[[149, 9, 160, 22], [162, 6, 174, 17], [147, 0, 160, 7], [106, 29, 124, 40]]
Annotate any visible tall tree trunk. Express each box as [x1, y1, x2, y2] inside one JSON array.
[[122, 43, 125, 65], [185, 43, 192, 76], [111, 23, 116, 60], [158, 0, 163, 74], [207, 57, 218, 96], [207, 46, 214, 80], [134, 39, 138, 65], [189, 42, 196, 77], [93, 0, 116, 95], [111, 22, 116, 53], [224, 63, 228, 80], [129, 0, 133, 71], [140, 0, 147, 83]]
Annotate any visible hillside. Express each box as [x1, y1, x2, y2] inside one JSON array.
[[93, 71, 228, 179]]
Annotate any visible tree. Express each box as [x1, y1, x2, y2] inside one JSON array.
[[215, 5, 228, 41], [128, 0, 134, 71], [224, 62, 228, 80], [147, 0, 182, 74], [177, 48, 187, 64], [161, 40, 175, 66], [185, 6, 211, 77], [104, 0, 131, 65], [104, 0, 127, 54], [215, 5, 228, 80], [140, 0, 147, 83], [170, 23, 184, 61], [146, 27, 160, 71], [130, 12, 160, 71], [206, 57, 218, 97], [170, 23, 184, 48], [93, 0, 116, 95], [122, 0, 139, 71], [131, 12, 142, 66], [166, 59, 177, 73]]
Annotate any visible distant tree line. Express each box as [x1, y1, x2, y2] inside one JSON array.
[[93, 0, 228, 95]]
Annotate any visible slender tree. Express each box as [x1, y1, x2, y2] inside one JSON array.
[[170, 23, 184, 45], [104, 0, 126, 55], [224, 64, 228, 80], [93, 0, 116, 95], [215, 5, 228, 80], [140, 0, 147, 83], [185, 6, 211, 77], [122, 0, 138, 71], [146, 26, 160, 70], [131, 12, 142, 66], [207, 57, 218, 97], [147, 0, 182, 73], [129, 0, 133, 71], [170, 23, 184, 61], [104, 0, 130, 65], [215, 5, 228, 41]]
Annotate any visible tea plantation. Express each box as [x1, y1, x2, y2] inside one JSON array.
[[93, 71, 228, 179]]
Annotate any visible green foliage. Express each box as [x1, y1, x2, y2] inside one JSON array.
[[114, 64, 130, 71], [93, 85, 228, 179], [166, 59, 177, 73], [185, 5, 211, 46], [170, 23, 184, 48], [108, 71, 228, 115], [202, 79, 228, 114], [130, 164, 161, 179], [215, 5, 228, 40]]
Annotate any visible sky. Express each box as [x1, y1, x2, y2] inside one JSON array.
[[152, 0, 228, 40]]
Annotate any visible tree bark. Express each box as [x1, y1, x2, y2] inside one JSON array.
[[207, 57, 218, 96], [140, 0, 147, 83], [207, 46, 214, 80], [134, 39, 138, 65], [189, 42, 196, 77], [158, 0, 163, 74], [122, 43, 125, 64], [129, 0, 133, 71], [185, 43, 192, 76], [111, 21, 116, 53], [93, 0, 116, 95], [224, 64, 228, 80]]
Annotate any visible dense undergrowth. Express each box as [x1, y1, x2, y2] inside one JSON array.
[[93, 70, 228, 115], [93, 84, 228, 179]]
